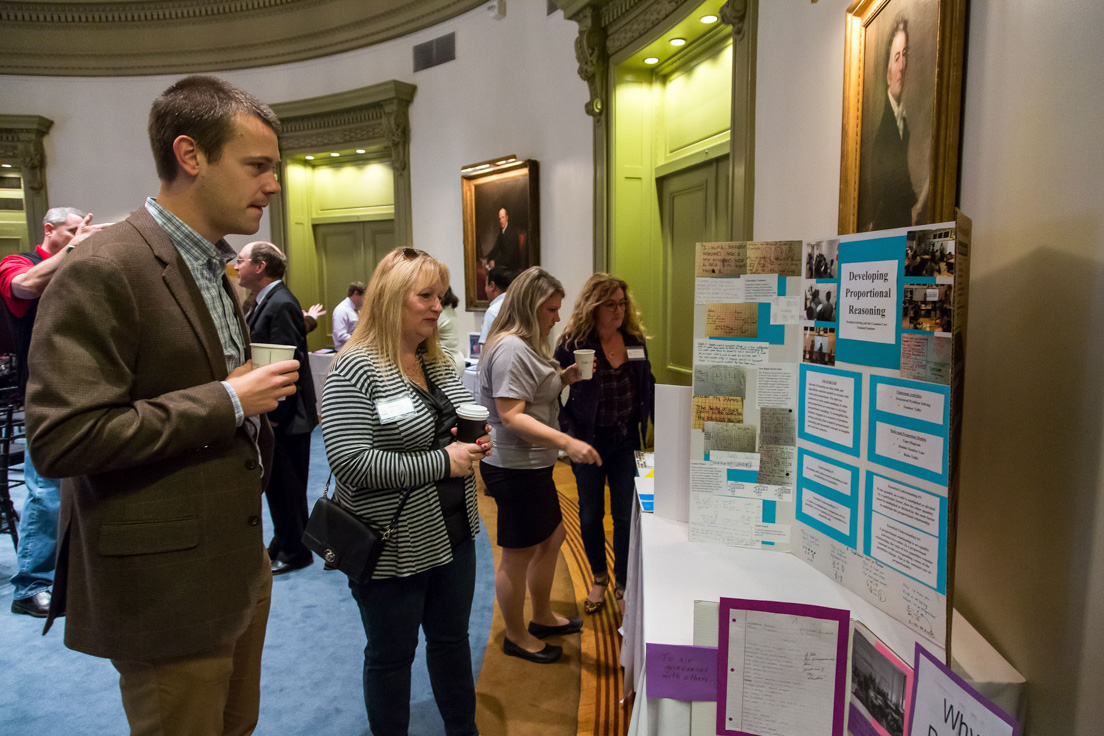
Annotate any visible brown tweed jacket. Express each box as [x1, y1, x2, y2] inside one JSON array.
[[25, 207, 275, 662]]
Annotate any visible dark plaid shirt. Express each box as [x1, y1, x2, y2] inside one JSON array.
[[595, 353, 635, 432]]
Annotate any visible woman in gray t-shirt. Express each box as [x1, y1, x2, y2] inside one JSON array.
[[478, 267, 600, 665]]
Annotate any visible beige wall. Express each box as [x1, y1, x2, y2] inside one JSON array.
[[755, 1, 1104, 733]]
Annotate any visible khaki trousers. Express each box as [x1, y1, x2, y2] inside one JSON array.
[[111, 566, 273, 736]]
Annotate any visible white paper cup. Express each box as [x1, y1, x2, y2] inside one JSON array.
[[250, 343, 295, 367], [574, 349, 595, 380], [455, 403, 490, 443], [250, 343, 296, 401]]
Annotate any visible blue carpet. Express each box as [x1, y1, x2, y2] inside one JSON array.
[[0, 427, 496, 735]]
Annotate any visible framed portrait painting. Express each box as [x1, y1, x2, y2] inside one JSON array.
[[838, 0, 967, 235], [461, 159, 540, 310]]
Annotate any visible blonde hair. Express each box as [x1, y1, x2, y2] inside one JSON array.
[[481, 266, 565, 367], [557, 272, 647, 350], [341, 247, 449, 370]]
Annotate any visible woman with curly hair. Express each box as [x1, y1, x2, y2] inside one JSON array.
[[554, 273, 655, 615]]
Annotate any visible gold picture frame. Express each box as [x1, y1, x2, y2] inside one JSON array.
[[461, 159, 540, 311], [838, 0, 967, 235]]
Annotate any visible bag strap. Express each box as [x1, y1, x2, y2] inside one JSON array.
[[323, 472, 417, 541]]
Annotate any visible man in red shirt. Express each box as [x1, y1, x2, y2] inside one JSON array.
[[1, 206, 100, 617]]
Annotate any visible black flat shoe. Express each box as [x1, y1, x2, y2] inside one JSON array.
[[11, 590, 50, 618], [271, 556, 313, 575], [502, 637, 562, 664], [527, 616, 583, 639]]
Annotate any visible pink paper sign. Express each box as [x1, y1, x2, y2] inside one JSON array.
[[646, 643, 718, 702]]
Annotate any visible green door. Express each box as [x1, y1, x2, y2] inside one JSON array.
[[655, 156, 729, 386], [311, 220, 394, 350]]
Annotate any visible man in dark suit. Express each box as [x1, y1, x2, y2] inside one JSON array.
[[484, 207, 523, 272], [26, 75, 298, 735], [869, 16, 926, 231], [236, 240, 317, 575]]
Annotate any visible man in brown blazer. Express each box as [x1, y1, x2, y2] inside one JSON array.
[[25, 76, 299, 736]]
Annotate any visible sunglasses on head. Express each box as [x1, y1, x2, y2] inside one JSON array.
[[401, 247, 428, 260]]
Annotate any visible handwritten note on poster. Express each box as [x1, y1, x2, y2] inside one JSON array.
[[645, 643, 717, 701], [760, 407, 797, 447], [757, 445, 796, 487], [748, 241, 803, 276], [692, 397, 744, 430], [770, 296, 803, 325], [694, 364, 748, 398], [697, 339, 771, 367], [697, 241, 748, 277], [705, 420, 757, 453], [707, 303, 759, 339], [718, 599, 848, 736]]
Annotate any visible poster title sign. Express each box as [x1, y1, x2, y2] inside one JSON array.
[[839, 260, 898, 344], [909, 645, 1019, 736]]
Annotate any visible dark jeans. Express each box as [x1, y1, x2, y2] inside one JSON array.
[[349, 537, 478, 736], [571, 430, 638, 589]]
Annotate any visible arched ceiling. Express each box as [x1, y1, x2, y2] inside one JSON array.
[[0, 0, 485, 77]]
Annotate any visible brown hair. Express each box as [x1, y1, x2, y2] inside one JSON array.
[[557, 272, 647, 350], [148, 75, 280, 182]]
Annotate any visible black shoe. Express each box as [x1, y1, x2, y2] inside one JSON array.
[[502, 637, 562, 664], [271, 556, 313, 575], [11, 590, 50, 618], [527, 616, 583, 639]]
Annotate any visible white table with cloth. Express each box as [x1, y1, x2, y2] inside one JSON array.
[[620, 499, 1027, 736]]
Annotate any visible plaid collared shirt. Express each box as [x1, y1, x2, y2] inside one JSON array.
[[144, 197, 246, 426]]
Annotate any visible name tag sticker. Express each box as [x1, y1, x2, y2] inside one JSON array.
[[376, 396, 416, 424], [627, 347, 646, 361]]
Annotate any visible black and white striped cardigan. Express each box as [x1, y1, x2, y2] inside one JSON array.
[[320, 345, 481, 579]]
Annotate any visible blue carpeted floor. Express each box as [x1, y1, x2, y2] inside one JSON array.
[[0, 427, 496, 735]]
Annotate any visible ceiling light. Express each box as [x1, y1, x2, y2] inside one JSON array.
[[701, 14, 718, 23], [0, 164, 11, 168], [304, 155, 314, 160], [644, 57, 660, 65], [330, 152, 340, 157], [355, 149, 366, 154], [670, 38, 686, 47]]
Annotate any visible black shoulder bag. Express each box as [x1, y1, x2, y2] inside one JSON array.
[[302, 474, 414, 584]]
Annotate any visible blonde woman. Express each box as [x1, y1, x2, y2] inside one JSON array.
[[322, 247, 490, 736], [478, 266, 600, 664], [554, 274, 655, 615]]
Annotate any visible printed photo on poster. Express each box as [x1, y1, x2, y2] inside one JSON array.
[[902, 284, 952, 333], [805, 283, 839, 322], [905, 227, 955, 276], [461, 159, 539, 310], [804, 326, 837, 366], [806, 239, 840, 279], [850, 624, 911, 736]]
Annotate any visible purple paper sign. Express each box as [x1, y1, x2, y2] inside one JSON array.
[[716, 598, 849, 736], [645, 643, 718, 702], [908, 644, 1020, 736]]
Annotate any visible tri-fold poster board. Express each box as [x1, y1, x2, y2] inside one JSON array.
[[670, 214, 1012, 735]]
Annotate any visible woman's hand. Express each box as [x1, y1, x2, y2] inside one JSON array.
[[446, 436, 490, 477], [563, 437, 601, 466], [560, 363, 580, 386]]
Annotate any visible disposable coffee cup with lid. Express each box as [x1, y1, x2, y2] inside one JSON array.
[[455, 403, 490, 443]]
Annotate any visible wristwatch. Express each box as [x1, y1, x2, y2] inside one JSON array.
[[65, 244, 75, 253]]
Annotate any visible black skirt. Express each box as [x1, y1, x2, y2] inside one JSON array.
[[479, 461, 562, 549]]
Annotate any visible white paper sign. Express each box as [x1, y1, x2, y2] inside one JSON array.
[[876, 383, 945, 424], [839, 259, 898, 344], [869, 513, 939, 588], [758, 364, 798, 408], [769, 296, 802, 325], [802, 370, 856, 449], [709, 451, 761, 471], [875, 422, 945, 475], [802, 455, 853, 495], [696, 277, 745, 304], [871, 474, 943, 534], [743, 274, 778, 302], [801, 491, 851, 536]]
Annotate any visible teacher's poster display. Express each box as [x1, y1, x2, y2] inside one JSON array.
[[689, 214, 971, 652]]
